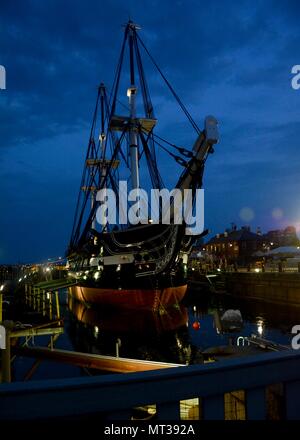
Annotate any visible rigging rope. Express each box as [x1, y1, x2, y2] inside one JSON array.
[[136, 33, 201, 135], [70, 88, 101, 246], [143, 129, 194, 158]]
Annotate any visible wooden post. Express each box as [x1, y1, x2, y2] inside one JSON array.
[[42, 290, 46, 317], [0, 293, 2, 322], [49, 293, 53, 321], [55, 291, 60, 319], [29, 284, 32, 308], [116, 338, 121, 358], [2, 327, 11, 383], [33, 287, 36, 310], [37, 288, 40, 313]]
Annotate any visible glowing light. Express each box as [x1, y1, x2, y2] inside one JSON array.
[[239, 207, 254, 222], [0, 285, 4, 291], [257, 319, 264, 335], [217, 268, 221, 272], [94, 271, 100, 280], [254, 268, 260, 273], [116, 264, 121, 272], [176, 337, 182, 349], [272, 208, 283, 220]]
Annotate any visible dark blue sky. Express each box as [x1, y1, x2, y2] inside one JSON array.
[[0, 0, 300, 263]]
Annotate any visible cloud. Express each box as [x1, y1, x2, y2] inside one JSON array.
[[1, 0, 300, 261]]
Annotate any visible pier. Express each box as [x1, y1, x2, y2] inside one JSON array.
[[0, 279, 72, 383], [224, 272, 300, 306], [189, 267, 300, 306]]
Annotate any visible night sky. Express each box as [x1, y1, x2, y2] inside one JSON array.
[[0, 0, 300, 263]]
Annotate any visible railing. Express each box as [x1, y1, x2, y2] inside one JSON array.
[[226, 266, 300, 274], [1, 350, 300, 420], [23, 280, 76, 321], [190, 265, 300, 275]]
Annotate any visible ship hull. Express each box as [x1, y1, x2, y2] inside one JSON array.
[[69, 284, 187, 310]]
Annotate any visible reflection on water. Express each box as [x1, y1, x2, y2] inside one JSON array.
[[11, 287, 298, 381], [67, 288, 297, 366], [206, 292, 299, 340], [68, 295, 189, 334], [184, 289, 296, 353], [68, 294, 196, 365]]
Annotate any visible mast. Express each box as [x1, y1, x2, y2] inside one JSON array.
[[92, 83, 107, 230], [127, 21, 140, 190], [89, 83, 107, 231]]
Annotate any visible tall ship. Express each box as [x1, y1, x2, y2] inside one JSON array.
[[67, 21, 219, 310]]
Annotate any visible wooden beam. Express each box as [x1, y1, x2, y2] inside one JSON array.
[[13, 346, 183, 374], [55, 291, 60, 319], [11, 327, 64, 338]]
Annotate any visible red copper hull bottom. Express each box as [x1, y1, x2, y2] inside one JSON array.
[[69, 285, 187, 310]]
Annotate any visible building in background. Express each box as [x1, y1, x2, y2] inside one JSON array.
[[262, 226, 300, 248], [204, 225, 263, 265], [203, 224, 300, 266]]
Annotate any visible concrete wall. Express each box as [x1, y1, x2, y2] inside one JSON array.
[[225, 273, 300, 306]]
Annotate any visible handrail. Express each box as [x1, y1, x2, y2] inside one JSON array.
[[1, 350, 300, 420]]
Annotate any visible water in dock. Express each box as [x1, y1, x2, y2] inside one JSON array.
[[8, 286, 296, 382]]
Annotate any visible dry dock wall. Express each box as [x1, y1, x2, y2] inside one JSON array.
[[224, 273, 300, 306]]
